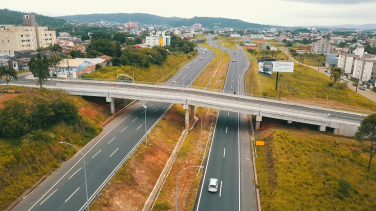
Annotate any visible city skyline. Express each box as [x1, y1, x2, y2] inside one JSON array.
[[1, 0, 376, 27]]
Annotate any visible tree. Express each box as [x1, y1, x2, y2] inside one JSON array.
[[46, 55, 62, 77], [81, 34, 90, 41], [69, 50, 84, 58], [114, 41, 122, 58], [302, 38, 309, 44], [125, 38, 135, 45], [29, 96, 54, 130], [0, 98, 29, 139], [30, 54, 50, 94], [49, 44, 62, 55], [0, 65, 18, 89], [86, 38, 115, 57], [52, 98, 78, 125], [266, 46, 270, 50], [135, 36, 142, 44], [95, 64, 101, 70], [355, 113, 376, 171], [91, 31, 110, 41], [330, 67, 344, 84], [285, 41, 293, 47], [113, 32, 127, 44]]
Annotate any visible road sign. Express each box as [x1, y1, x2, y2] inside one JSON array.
[[256, 141, 265, 146]]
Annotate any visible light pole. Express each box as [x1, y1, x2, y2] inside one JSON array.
[[143, 104, 148, 145], [176, 166, 203, 211], [200, 114, 202, 155], [59, 142, 88, 209], [325, 93, 329, 110]]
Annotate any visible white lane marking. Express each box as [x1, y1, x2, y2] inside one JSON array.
[[121, 126, 128, 132], [108, 137, 116, 144], [27, 100, 132, 211], [150, 104, 153, 107], [91, 150, 101, 159], [219, 181, 223, 197], [228, 112, 229, 116], [154, 108, 158, 112], [223, 148, 226, 157], [40, 189, 57, 205], [137, 124, 143, 130], [65, 187, 80, 202], [226, 126, 228, 133], [238, 113, 241, 211], [132, 117, 138, 122], [141, 111, 145, 114], [68, 167, 82, 179], [110, 148, 119, 157]]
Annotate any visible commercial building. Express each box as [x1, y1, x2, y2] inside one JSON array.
[[250, 34, 264, 39], [311, 38, 331, 54], [124, 22, 138, 28], [0, 13, 57, 54], [325, 53, 338, 69], [230, 33, 241, 38], [338, 46, 376, 83], [145, 31, 171, 47]]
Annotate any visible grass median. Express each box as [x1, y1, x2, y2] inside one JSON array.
[[192, 42, 231, 91], [255, 120, 376, 210]]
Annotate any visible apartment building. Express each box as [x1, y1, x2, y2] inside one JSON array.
[[338, 46, 376, 83], [0, 13, 56, 54], [145, 31, 171, 47], [311, 38, 331, 54]]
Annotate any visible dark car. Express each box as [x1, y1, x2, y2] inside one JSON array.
[[359, 86, 366, 90], [353, 82, 358, 86]]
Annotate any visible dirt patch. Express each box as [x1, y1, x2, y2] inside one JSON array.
[[79, 108, 98, 119], [0, 94, 20, 108], [91, 105, 185, 211]]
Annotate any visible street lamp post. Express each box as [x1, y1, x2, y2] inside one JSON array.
[[200, 114, 202, 155], [176, 166, 203, 211], [143, 104, 148, 145], [59, 142, 88, 210], [325, 93, 329, 110]]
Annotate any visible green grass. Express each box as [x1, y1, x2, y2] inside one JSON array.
[[256, 128, 376, 211], [82, 53, 197, 83], [0, 89, 105, 210], [293, 53, 326, 67], [245, 49, 376, 112]]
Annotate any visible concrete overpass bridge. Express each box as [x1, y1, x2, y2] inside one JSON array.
[[14, 80, 365, 136]]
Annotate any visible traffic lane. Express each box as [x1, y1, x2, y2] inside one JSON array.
[[197, 111, 239, 211]]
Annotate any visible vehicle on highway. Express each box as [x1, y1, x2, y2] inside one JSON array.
[[234, 52, 236, 54], [359, 86, 366, 90], [225, 49, 227, 51], [208, 178, 219, 192], [201, 57, 203, 60], [232, 60, 235, 62]]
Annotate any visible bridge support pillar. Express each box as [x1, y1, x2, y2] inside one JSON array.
[[106, 97, 115, 114], [319, 125, 326, 132], [255, 115, 262, 130], [123, 99, 127, 107], [185, 106, 189, 129], [190, 105, 195, 124], [334, 128, 339, 135]]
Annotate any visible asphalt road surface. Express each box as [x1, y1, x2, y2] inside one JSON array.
[[10, 46, 214, 211], [195, 36, 248, 211]]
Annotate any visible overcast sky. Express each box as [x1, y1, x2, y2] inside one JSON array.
[[2, 0, 376, 26]]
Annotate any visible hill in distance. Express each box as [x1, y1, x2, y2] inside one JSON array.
[[57, 13, 271, 29], [0, 9, 66, 27]]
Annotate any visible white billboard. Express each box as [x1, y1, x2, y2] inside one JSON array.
[[272, 62, 294, 73]]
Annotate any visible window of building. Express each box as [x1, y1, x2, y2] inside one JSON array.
[[25, 15, 29, 19]]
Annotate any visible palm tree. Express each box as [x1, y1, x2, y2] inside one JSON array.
[[330, 67, 344, 84], [0, 65, 18, 89], [330, 67, 344, 94]]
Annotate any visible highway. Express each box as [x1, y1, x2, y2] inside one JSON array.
[[11, 46, 214, 211], [195, 37, 249, 211]]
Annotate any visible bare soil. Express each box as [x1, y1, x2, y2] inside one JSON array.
[[0, 94, 20, 108]]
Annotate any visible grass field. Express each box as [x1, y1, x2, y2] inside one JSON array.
[[192, 42, 230, 90], [217, 36, 243, 49], [256, 124, 376, 211], [244, 48, 376, 112], [292, 53, 326, 67], [0, 88, 106, 210], [82, 53, 197, 83]]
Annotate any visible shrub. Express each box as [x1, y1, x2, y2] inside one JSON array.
[[154, 202, 171, 211], [338, 179, 352, 196]]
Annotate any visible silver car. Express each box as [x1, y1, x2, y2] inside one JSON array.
[[208, 178, 218, 192]]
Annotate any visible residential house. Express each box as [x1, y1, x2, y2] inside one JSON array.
[[52, 59, 94, 79]]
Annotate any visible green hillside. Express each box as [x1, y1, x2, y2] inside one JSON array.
[[0, 9, 66, 27]]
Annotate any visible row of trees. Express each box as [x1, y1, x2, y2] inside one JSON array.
[[0, 96, 79, 139]]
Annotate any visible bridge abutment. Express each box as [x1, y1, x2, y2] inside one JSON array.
[[319, 125, 326, 132]]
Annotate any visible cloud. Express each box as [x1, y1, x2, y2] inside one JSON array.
[[281, 0, 375, 4]]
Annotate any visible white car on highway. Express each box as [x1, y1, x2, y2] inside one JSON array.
[[208, 178, 218, 192]]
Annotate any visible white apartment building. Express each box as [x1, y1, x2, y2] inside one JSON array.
[[311, 38, 331, 54], [145, 31, 171, 47], [338, 46, 376, 83], [0, 13, 56, 54]]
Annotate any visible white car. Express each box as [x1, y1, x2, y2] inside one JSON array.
[[201, 57, 203, 60], [208, 178, 219, 192]]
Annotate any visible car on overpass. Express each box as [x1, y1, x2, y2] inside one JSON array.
[[208, 178, 219, 192]]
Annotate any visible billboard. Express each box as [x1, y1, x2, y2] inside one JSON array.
[[272, 62, 294, 73], [256, 40, 266, 44]]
